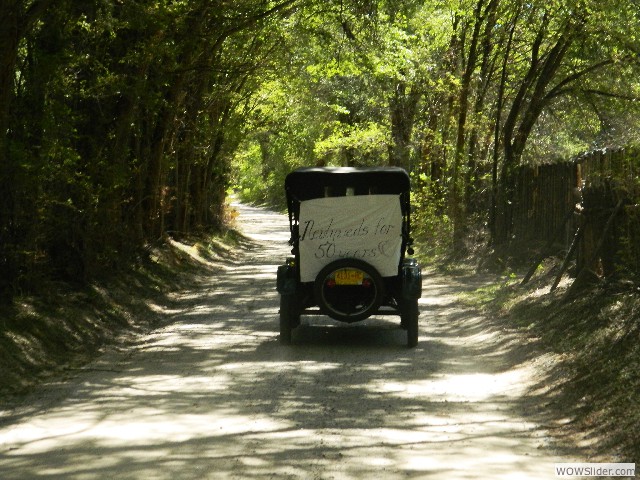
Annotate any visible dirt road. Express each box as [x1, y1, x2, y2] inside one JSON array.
[[0, 203, 577, 479]]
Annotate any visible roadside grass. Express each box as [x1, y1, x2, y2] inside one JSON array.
[[0, 229, 246, 400], [464, 261, 640, 463]]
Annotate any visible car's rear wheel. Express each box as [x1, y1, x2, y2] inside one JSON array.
[[402, 298, 419, 348], [314, 258, 384, 322], [279, 294, 298, 344]]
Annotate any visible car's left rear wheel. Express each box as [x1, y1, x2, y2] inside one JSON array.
[[279, 294, 298, 345]]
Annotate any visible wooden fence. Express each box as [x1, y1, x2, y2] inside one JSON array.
[[512, 146, 640, 282]]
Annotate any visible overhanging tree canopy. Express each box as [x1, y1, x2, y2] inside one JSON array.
[[1, 0, 639, 301]]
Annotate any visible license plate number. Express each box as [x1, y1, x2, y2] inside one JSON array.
[[334, 269, 364, 285]]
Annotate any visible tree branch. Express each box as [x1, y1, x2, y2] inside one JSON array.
[[545, 59, 614, 99], [20, 0, 59, 37], [581, 88, 639, 101], [213, 0, 301, 50]]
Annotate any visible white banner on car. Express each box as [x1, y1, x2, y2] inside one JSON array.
[[298, 194, 403, 282]]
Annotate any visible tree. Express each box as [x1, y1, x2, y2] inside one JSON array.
[[0, 0, 60, 299], [0, 0, 305, 301], [3, 0, 640, 302], [492, 0, 640, 244]]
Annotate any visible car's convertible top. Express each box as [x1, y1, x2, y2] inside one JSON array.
[[285, 167, 410, 201]]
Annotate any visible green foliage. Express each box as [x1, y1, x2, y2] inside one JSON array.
[[314, 122, 388, 161], [0, 0, 303, 298], [2, 0, 640, 298], [411, 184, 453, 259]]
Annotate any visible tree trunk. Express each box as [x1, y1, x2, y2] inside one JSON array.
[[0, 0, 57, 301], [388, 81, 421, 170], [451, 0, 487, 252]]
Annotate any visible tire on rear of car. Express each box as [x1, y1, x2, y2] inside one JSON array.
[[401, 298, 419, 348], [279, 294, 298, 344], [313, 258, 384, 322]]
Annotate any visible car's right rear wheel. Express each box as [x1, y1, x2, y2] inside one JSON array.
[[402, 298, 419, 348]]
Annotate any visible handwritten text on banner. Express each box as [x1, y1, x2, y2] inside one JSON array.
[[298, 195, 403, 282]]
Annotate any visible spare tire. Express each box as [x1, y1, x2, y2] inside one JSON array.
[[314, 258, 384, 322]]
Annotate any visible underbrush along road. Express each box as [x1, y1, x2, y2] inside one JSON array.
[[0, 203, 579, 479]]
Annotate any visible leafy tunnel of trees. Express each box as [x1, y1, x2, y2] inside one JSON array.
[[1, 0, 640, 302]]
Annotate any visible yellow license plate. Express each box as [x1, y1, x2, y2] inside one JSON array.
[[334, 269, 364, 285]]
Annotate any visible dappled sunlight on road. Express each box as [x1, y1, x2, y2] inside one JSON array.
[[0, 203, 578, 479]]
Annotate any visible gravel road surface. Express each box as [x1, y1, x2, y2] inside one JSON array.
[[0, 203, 577, 479]]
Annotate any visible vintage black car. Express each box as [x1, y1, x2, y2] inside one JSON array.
[[276, 167, 422, 347]]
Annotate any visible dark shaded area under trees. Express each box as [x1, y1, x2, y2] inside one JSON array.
[[0, 0, 297, 301]]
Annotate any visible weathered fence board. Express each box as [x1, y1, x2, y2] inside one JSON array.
[[513, 147, 640, 280]]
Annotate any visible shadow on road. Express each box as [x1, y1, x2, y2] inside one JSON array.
[[0, 203, 579, 479]]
